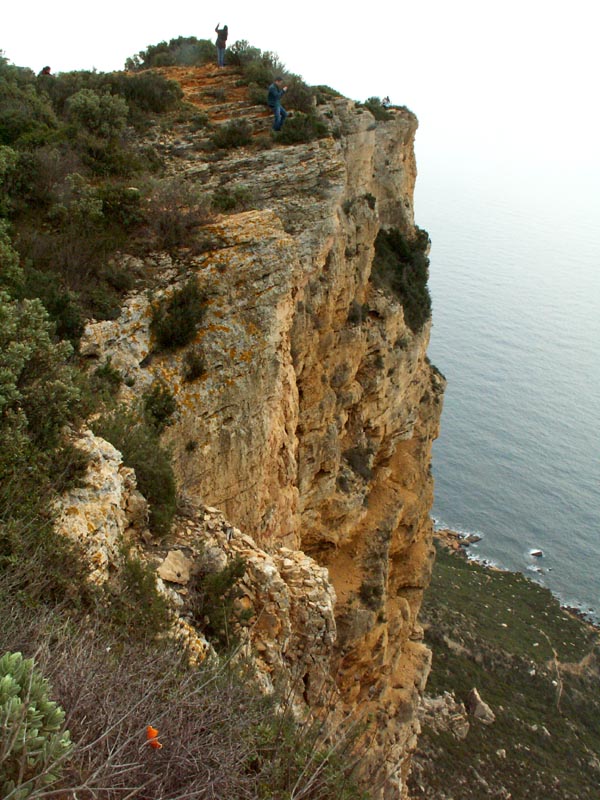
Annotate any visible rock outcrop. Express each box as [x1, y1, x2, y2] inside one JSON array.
[[71, 65, 445, 799]]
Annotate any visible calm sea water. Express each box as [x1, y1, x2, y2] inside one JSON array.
[[414, 155, 600, 622]]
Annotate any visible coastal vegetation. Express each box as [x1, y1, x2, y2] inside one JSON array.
[[410, 541, 600, 799], [371, 227, 432, 332]]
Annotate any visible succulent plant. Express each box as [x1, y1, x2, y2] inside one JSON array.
[[0, 651, 72, 799]]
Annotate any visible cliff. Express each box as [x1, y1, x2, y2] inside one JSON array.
[[65, 65, 445, 799]]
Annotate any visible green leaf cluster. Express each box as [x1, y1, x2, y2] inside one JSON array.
[[151, 278, 207, 351], [0, 652, 71, 799], [371, 227, 432, 333]]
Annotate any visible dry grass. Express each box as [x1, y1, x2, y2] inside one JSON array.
[[0, 589, 367, 800]]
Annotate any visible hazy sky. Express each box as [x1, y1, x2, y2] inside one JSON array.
[[3, 0, 599, 169]]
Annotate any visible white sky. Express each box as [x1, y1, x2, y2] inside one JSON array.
[[3, 0, 600, 169]]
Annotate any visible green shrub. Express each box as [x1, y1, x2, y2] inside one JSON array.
[[66, 89, 128, 139], [143, 378, 177, 432], [22, 269, 85, 344], [343, 446, 373, 481], [97, 182, 143, 228], [0, 145, 18, 217], [183, 346, 206, 382], [0, 284, 89, 601], [313, 85, 344, 104], [43, 70, 103, 114], [274, 112, 328, 144], [241, 58, 276, 87], [0, 293, 80, 450], [361, 97, 393, 121], [151, 278, 207, 351], [284, 75, 315, 113], [191, 555, 248, 649], [90, 356, 122, 397], [103, 71, 183, 115], [144, 177, 212, 251], [0, 461, 90, 605], [92, 408, 176, 537], [210, 118, 252, 149], [364, 192, 376, 210], [107, 545, 171, 636], [125, 37, 216, 70], [77, 132, 143, 177], [211, 184, 254, 212], [371, 227, 432, 333], [0, 652, 72, 799], [188, 111, 209, 131], [0, 219, 22, 295], [226, 39, 263, 67], [0, 60, 58, 147]]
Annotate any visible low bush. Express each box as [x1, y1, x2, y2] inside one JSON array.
[[183, 346, 206, 382], [225, 39, 263, 67], [347, 300, 368, 326], [211, 184, 254, 212], [125, 37, 216, 70], [97, 182, 143, 228], [65, 89, 129, 140], [190, 555, 249, 649], [103, 71, 183, 115], [143, 378, 177, 432], [0, 63, 58, 147], [0, 292, 80, 451], [92, 408, 176, 537], [361, 97, 393, 121], [108, 544, 171, 635], [151, 277, 207, 352], [313, 85, 344, 104], [274, 112, 328, 144], [284, 75, 316, 113], [371, 227, 432, 333], [90, 356, 122, 396], [343, 446, 373, 481], [210, 118, 252, 149], [0, 651, 72, 800], [144, 177, 212, 251]]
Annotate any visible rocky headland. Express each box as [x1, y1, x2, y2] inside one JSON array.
[[53, 64, 444, 798]]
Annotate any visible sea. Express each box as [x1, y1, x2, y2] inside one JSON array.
[[414, 153, 600, 623]]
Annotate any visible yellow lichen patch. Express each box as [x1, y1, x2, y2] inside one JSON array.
[[245, 320, 261, 337], [238, 350, 254, 363]]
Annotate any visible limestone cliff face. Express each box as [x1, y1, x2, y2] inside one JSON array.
[[75, 66, 444, 799]]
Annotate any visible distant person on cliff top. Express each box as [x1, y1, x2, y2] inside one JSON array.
[[267, 77, 288, 131], [382, 96, 391, 108], [38, 66, 52, 76], [215, 23, 228, 67]]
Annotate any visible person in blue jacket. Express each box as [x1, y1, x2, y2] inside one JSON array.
[[267, 77, 288, 131]]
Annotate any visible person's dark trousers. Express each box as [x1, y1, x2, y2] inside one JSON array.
[[273, 105, 288, 131]]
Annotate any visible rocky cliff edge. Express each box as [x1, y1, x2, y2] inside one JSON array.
[[59, 65, 445, 799]]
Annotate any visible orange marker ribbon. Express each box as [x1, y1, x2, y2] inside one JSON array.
[[146, 725, 163, 749]]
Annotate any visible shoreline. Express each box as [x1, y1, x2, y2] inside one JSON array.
[[433, 528, 600, 633]]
